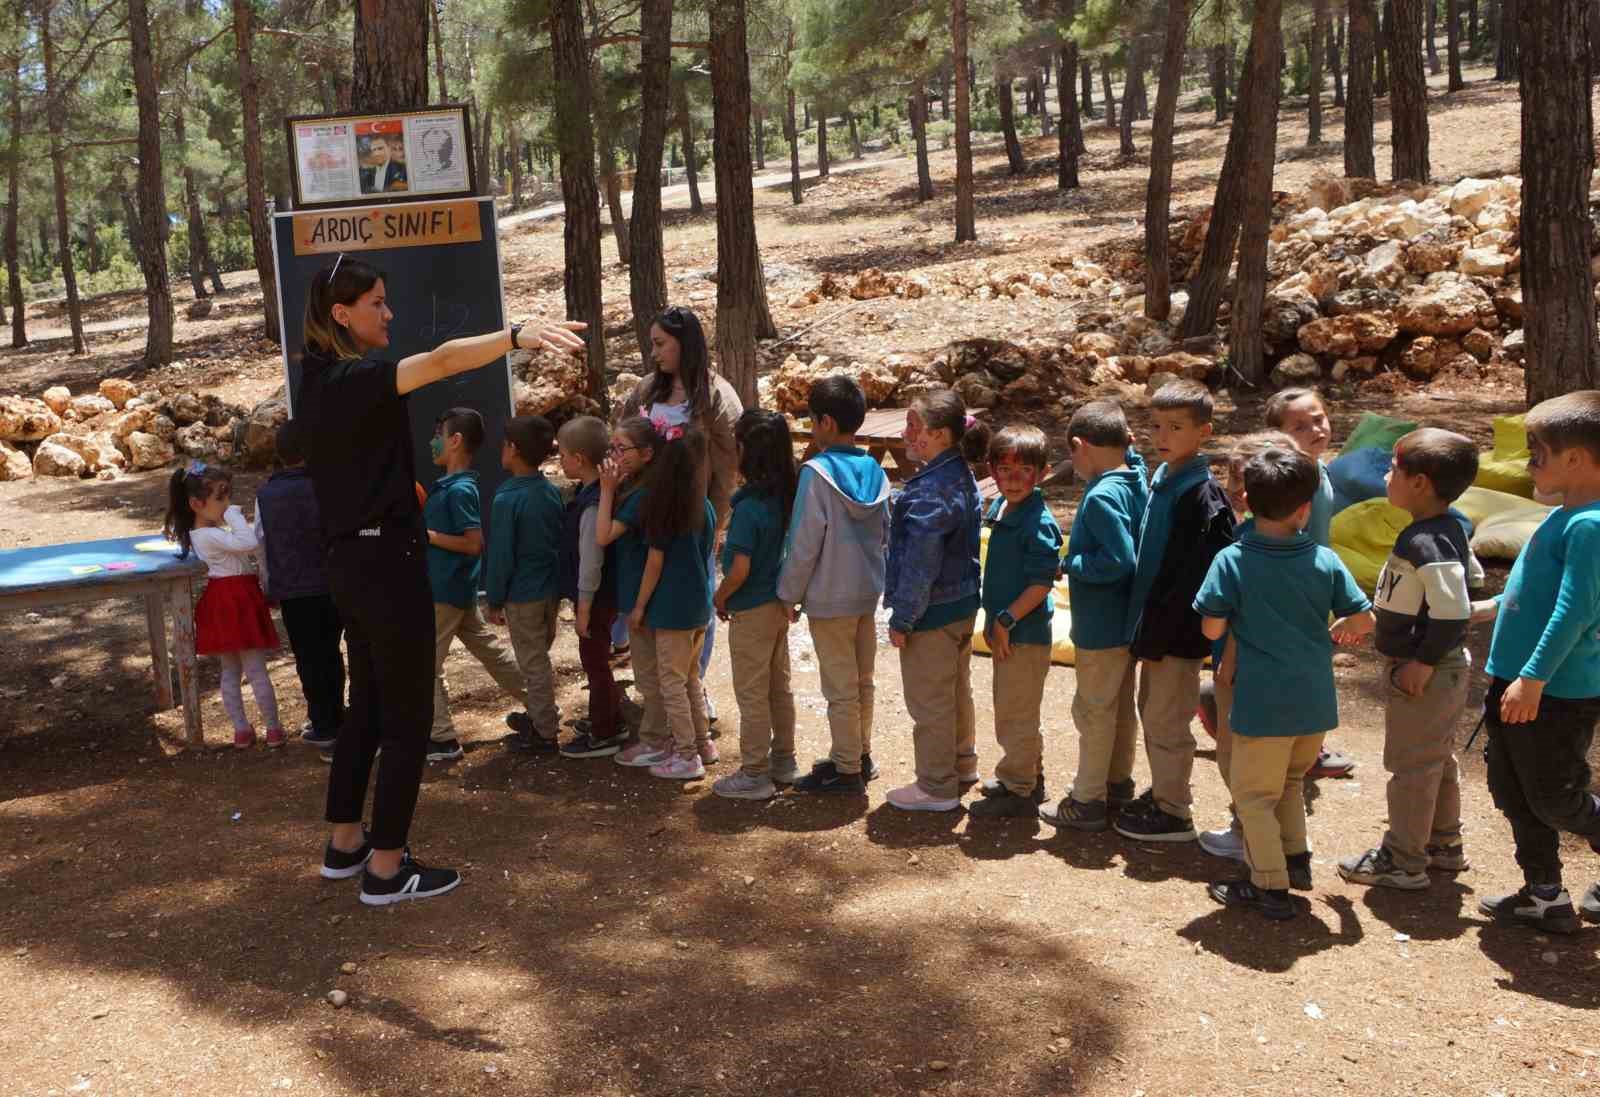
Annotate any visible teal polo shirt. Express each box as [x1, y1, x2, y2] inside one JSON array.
[[485, 473, 564, 608], [982, 490, 1063, 647], [614, 488, 649, 615], [721, 486, 785, 612], [646, 498, 717, 630], [424, 469, 482, 609]]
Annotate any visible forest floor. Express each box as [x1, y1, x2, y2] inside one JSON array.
[[3, 58, 1598, 1097]]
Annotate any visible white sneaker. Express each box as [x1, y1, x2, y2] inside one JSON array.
[[1198, 826, 1246, 861]]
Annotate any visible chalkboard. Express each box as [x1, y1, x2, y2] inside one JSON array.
[[271, 196, 513, 524]]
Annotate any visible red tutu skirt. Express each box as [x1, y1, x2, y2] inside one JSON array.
[[195, 575, 279, 655]]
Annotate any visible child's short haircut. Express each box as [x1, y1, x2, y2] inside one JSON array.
[[436, 407, 485, 453], [1525, 390, 1600, 465], [1066, 399, 1131, 448], [504, 415, 556, 467], [274, 420, 305, 465], [1392, 427, 1479, 503], [808, 375, 867, 434], [557, 415, 609, 467], [989, 424, 1050, 468], [1263, 387, 1324, 428], [1150, 379, 1214, 425], [1228, 430, 1296, 473], [1243, 447, 1320, 521]]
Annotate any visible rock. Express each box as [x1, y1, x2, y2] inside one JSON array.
[[1112, 355, 1155, 383], [104, 408, 150, 442], [1261, 288, 1322, 348], [1332, 652, 1359, 668], [1168, 290, 1190, 326], [1474, 202, 1517, 233], [95, 467, 119, 481], [513, 354, 589, 418], [41, 386, 71, 415], [1502, 328, 1526, 360], [42, 431, 123, 473], [1327, 287, 1401, 316], [1305, 172, 1353, 213], [176, 421, 222, 460], [185, 297, 214, 320], [1462, 329, 1496, 362], [947, 338, 1032, 383], [68, 393, 115, 421], [849, 268, 899, 300], [1071, 331, 1120, 359], [32, 440, 88, 477], [901, 273, 932, 299], [1406, 242, 1461, 275], [1448, 178, 1501, 221], [928, 1061, 951, 1072], [1400, 337, 1465, 379], [1359, 240, 1408, 289], [0, 439, 32, 480], [849, 359, 901, 405], [98, 378, 138, 409], [1088, 362, 1126, 386], [169, 393, 206, 425], [1271, 353, 1323, 388], [1145, 371, 1180, 397], [1149, 352, 1213, 382], [339, 961, 359, 975], [767, 354, 899, 415], [146, 413, 177, 442], [608, 371, 642, 408], [326, 989, 349, 1009], [1459, 247, 1510, 277], [125, 430, 176, 471], [1297, 312, 1399, 358], [241, 397, 288, 466], [1396, 279, 1496, 337], [954, 370, 1000, 408], [0, 397, 63, 442], [1330, 357, 1380, 382]]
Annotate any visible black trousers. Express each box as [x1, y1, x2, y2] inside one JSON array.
[[279, 593, 346, 735], [324, 526, 436, 850], [1483, 677, 1600, 888]]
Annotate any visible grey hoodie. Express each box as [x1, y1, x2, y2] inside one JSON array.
[[777, 445, 891, 619]]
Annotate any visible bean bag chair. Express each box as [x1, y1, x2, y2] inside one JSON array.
[[972, 527, 1078, 666], [1327, 446, 1394, 514], [1330, 497, 1413, 593], [1340, 412, 1419, 458], [1473, 414, 1535, 499], [1454, 484, 1553, 561]]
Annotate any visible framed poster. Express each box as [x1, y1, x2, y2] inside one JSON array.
[[285, 105, 476, 210]]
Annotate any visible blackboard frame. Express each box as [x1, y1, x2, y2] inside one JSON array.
[[285, 103, 478, 211]]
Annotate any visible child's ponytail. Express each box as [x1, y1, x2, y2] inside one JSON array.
[[734, 409, 799, 533], [164, 462, 232, 558], [911, 388, 988, 468], [640, 423, 709, 542]]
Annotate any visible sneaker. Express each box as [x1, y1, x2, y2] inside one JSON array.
[[649, 753, 707, 780], [426, 738, 464, 763], [232, 727, 256, 749], [1480, 884, 1581, 933], [698, 739, 720, 765], [969, 788, 1041, 818], [885, 782, 961, 812], [1307, 746, 1356, 779], [793, 761, 866, 795], [507, 728, 560, 753], [704, 694, 718, 726], [1339, 846, 1428, 890], [770, 752, 802, 785], [265, 726, 287, 749], [320, 833, 372, 879], [812, 753, 880, 781], [1113, 803, 1197, 843], [979, 777, 1047, 805], [615, 741, 672, 767], [560, 730, 627, 758], [713, 771, 777, 800], [1286, 851, 1313, 892], [1198, 826, 1246, 861], [1038, 796, 1108, 832], [1581, 883, 1600, 924], [301, 726, 338, 748], [359, 851, 463, 906], [1106, 780, 1139, 811], [1208, 879, 1295, 921], [1426, 842, 1470, 873]]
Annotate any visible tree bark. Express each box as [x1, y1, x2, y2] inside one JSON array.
[[41, 3, 85, 354], [1446, 0, 1465, 89], [1119, 38, 1143, 156], [1390, 0, 1431, 181], [1058, 2, 1082, 191], [130, 0, 175, 366], [175, 106, 210, 298], [629, 0, 672, 365], [1146, 0, 1191, 321], [550, 0, 607, 405], [1102, 58, 1117, 127], [1331, 17, 1345, 105], [845, 108, 861, 159], [911, 88, 934, 201], [476, 106, 494, 196], [430, 0, 448, 98], [753, 103, 765, 170], [816, 111, 829, 177], [601, 143, 631, 266], [1346, 0, 1378, 176], [508, 115, 525, 208], [1308, 0, 1326, 144], [1376, 1, 1391, 95], [231, 0, 279, 342], [952, 0, 976, 243], [1211, 43, 1230, 120], [352, 0, 430, 111], [785, 85, 802, 205], [709, 0, 764, 406], [1081, 59, 1095, 117], [998, 78, 1026, 174], [1519, 0, 1599, 400], [678, 82, 704, 213], [1497, 0, 1518, 79], [6, 46, 27, 347], [1229, 0, 1285, 384], [1427, 0, 1441, 74]]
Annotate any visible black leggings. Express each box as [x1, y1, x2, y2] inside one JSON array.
[[324, 526, 436, 850], [279, 593, 346, 735]]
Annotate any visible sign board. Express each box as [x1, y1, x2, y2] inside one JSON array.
[[285, 105, 476, 210], [270, 195, 513, 511]]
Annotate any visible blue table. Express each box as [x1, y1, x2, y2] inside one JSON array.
[[0, 535, 209, 745]]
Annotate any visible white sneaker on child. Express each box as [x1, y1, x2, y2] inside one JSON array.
[[1198, 827, 1246, 861]]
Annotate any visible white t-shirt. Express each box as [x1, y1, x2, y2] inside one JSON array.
[[189, 505, 262, 579]]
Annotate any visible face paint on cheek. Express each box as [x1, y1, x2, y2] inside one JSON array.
[[430, 436, 445, 460]]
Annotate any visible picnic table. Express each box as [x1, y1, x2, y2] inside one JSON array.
[[0, 534, 208, 746]]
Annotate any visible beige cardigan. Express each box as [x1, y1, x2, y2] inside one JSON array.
[[620, 372, 745, 527]]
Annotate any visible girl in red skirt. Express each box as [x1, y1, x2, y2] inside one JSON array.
[[166, 462, 283, 748]]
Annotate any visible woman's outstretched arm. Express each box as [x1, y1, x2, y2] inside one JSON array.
[[396, 319, 586, 395]]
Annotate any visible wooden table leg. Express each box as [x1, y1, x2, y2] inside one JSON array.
[[144, 591, 173, 709], [169, 578, 203, 747]]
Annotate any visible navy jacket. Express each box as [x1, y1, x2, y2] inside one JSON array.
[[884, 448, 983, 633], [256, 467, 331, 601]]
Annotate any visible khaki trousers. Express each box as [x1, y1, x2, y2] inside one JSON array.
[[901, 617, 978, 800], [1382, 652, 1470, 873], [730, 602, 797, 776], [432, 601, 525, 741], [1213, 675, 1242, 834], [993, 642, 1052, 795], [1231, 731, 1325, 890], [1070, 645, 1140, 803], [808, 614, 877, 775], [628, 624, 672, 752], [1137, 656, 1203, 819], [652, 625, 710, 757], [504, 598, 561, 737]]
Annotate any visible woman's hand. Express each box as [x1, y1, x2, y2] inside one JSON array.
[[514, 318, 587, 356]]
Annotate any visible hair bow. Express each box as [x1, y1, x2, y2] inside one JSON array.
[[964, 415, 977, 430], [185, 459, 209, 477]]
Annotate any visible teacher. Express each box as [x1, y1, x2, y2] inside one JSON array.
[[296, 256, 584, 906]]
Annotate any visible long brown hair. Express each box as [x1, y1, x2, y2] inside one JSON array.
[[303, 256, 385, 361]]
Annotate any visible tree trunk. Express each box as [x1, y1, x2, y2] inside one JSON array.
[[709, 0, 765, 406], [911, 88, 934, 201], [1119, 39, 1143, 156], [1132, 53, 1150, 119], [508, 116, 525, 208], [550, 0, 607, 405], [1519, 0, 1599, 400], [1376, 1, 1391, 95], [1390, 0, 1431, 181], [845, 108, 861, 159], [785, 85, 802, 205], [1497, 0, 1519, 79], [130, 0, 174, 366], [629, 0, 672, 365], [1331, 17, 1346, 105], [1427, 0, 1441, 73], [1446, 0, 1465, 89], [1144, 0, 1191, 321], [1211, 43, 1230, 120], [1058, 2, 1082, 190], [1308, 0, 1326, 144], [952, 0, 976, 243], [940, 66, 951, 119], [175, 104, 223, 297], [476, 106, 494, 196], [601, 144, 631, 266], [1081, 60, 1095, 117], [1346, 0, 1378, 176], [430, 0, 448, 98], [231, 0, 279, 342], [754, 103, 765, 170], [6, 48, 28, 347], [1229, 0, 1285, 383], [1102, 59, 1117, 127], [352, 0, 430, 110], [998, 79, 1027, 174], [679, 83, 704, 213], [41, 4, 85, 354]]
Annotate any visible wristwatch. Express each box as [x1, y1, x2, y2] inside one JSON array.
[[509, 321, 525, 349], [996, 610, 1017, 630]]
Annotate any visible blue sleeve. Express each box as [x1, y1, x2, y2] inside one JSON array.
[[1066, 492, 1137, 587], [1523, 518, 1600, 682], [1192, 554, 1237, 619], [448, 481, 481, 533], [886, 491, 960, 633], [1328, 552, 1372, 618], [484, 491, 518, 607], [1023, 515, 1064, 585]]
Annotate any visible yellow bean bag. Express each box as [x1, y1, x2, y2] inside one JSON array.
[[1455, 484, 1553, 561], [972, 526, 1078, 666], [1330, 497, 1413, 593], [1473, 415, 1535, 499]]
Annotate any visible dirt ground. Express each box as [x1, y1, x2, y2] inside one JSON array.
[[4, 58, 1599, 1097]]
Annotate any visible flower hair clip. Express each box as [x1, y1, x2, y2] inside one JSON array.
[[964, 415, 977, 430], [185, 459, 209, 477]]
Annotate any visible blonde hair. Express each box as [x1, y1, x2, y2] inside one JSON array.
[[303, 257, 385, 361]]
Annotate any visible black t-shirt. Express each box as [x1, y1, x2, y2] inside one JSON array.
[[297, 353, 421, 539]]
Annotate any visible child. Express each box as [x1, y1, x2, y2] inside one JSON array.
[[605, 420, 717, 780], [425, 407, 526, 762], [1115, 380, 1236, 842], [1195, 447, 1374, 920], [778, 375, 891, 795], [485, 415, 565, 752], [165, 462, 284, 749], [1474, 391, 1600, 933], [554, 415, 626, 758], [1039, 401, 1148, 831], [713, 410, 801, 800], [1263, 386, 1356, 781], [1338, 428, 1479, 891], [970, 424, 1064, 819], [883, 388, 986, 813], [254, 421, 344, 749]]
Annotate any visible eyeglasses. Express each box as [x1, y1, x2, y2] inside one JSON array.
[[608, 443, 643, 455]]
